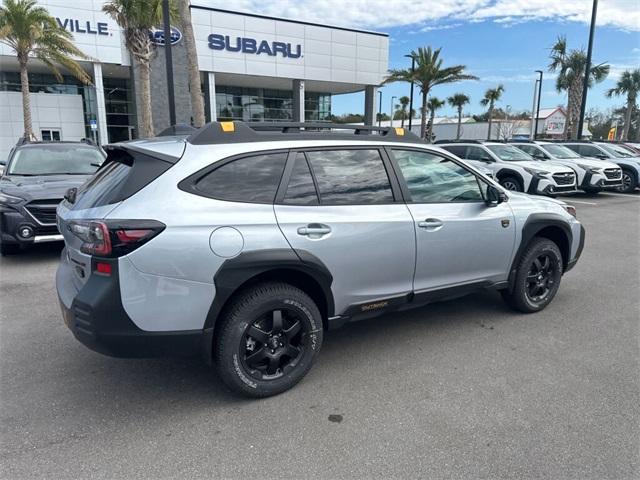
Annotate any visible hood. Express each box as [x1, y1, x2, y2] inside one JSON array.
[[0, 174, 91, 202], [508, 190, 567, 207], [516, 160, 574, 173], [562, 157, 619, 169]]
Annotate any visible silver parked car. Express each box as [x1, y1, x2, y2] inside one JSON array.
[[56, 122, 585, 397]]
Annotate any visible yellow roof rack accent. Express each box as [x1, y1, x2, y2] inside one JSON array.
[[220, 121, 235, 132], [394, 127, 405, 136]]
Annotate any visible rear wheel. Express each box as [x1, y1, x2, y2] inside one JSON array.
[[214, 282, 323, 398], [500, 176, 523, 192], [616, 169, 637, 193], [502, 237, 563, 313]]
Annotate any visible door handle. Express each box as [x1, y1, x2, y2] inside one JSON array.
[[418, 218, 444, 229], [297, 224, 332, 237]]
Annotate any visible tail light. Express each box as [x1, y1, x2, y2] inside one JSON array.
[[69, 220, 165, 257]]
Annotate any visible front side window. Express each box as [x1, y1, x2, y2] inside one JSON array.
[[194, 152, 287, 203], [305, 149, 394, 205], [574, 145, 602, 157], [486, 145, 533, 161], [393, 149, 484, 203], [8, 146, 104, 175]]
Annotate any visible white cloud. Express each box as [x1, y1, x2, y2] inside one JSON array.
[[193, 0, 640, 32]]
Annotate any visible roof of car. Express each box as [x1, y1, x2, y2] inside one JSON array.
[[186, 121, 423, 145]]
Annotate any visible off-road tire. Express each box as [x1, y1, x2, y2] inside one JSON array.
[[214, 282, 323, 398], [500, 176, 523, 192], [501, 237, 563, 313]]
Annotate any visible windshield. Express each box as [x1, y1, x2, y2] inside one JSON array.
[[487, 145, 533, 161], [8, 146, 105, 175], [541, 144, 581, 159], [599, 144, 634, 158]]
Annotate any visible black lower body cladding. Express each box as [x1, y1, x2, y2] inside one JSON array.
[[58, 257, 204, 358]]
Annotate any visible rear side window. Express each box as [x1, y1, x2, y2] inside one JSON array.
[[72, 149, 171, 210], [305, 149, 394, 205], [193, 152, 287, 203]]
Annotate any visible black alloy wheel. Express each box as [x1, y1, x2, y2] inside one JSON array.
[[525, 253, 557, 304], [241, 308, 305, 380]]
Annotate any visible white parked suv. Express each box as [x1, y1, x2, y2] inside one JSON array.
[[437, 141, 577, 195], [562, 141, 640, 193], [510, 141, 623, 194]]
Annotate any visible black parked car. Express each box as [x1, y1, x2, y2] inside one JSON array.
[[0, 139, 105, 255]]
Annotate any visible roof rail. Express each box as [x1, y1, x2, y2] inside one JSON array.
[[433, 139, 485, 144], [158, 124, 197, 137], [187, 121, 422, 145]]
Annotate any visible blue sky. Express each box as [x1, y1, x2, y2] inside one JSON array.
[[203, 0, 640, 118], [336, 19, 640, 118]]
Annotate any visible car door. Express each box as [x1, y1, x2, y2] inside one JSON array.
[[388, 147, 516, 292], [274, 147, 416, 316]]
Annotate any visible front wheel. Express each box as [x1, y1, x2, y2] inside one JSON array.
[[214, 282, 323, 398], [500, 176, 523, 192], [502, 237, 563, 313], [615, 169, 637, 193]]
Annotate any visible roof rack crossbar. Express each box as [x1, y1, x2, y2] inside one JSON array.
[[187, 121, 422, 145]]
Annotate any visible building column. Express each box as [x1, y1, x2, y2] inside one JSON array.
[[364, 85, 378, 126], [207, 72, 217, 122], [92, 63, 109, 145], [292, 79, 304, 122]]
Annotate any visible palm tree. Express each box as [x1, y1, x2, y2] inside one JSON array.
[[103, 0, 177, 138], [426, 97, 445, 142], [0, 0, 92, 139], [385, 47, 478, 139], [447, 93, 470, 139], [549, 36, 609, 139], [177, 0, 204, 127], [397, 95, 410, 128], [480, 85, 504, 140], [606, 69, 640, 141]]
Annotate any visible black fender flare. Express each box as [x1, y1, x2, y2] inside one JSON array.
[[203, 248, 334, 332], [507, 213, 573, 292], [496, 168, 525, 190]]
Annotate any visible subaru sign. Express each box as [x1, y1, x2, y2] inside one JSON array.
[[149, 26, 183, 46], [208, 34, 302, 58]]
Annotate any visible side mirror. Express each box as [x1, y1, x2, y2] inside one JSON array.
[[0, 160, 6, 166], [596, 154, 608, 160], [486, 185, 507, 207]]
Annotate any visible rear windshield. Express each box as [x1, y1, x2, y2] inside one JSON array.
[[71, 148, 172, 209], [8, 145, 105, 175]]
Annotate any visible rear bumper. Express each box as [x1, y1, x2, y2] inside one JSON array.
[[56, 254, 207, 358]]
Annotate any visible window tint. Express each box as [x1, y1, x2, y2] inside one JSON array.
[[575, 145, 600, 157], [466, 146, 493, 161], [283, 155, 318, 205], [305, 149, 394, 204], [441, 145, 465, 157], [393, 149, 484, 203], [195, 153, 287, 203]]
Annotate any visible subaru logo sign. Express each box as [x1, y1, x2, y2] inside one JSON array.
[[149, 26, 182, 46]]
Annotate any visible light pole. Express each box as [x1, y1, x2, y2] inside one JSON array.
[[404, 54, 416, 131], [578, 0, 598, 140], [390, 96, 397, 128], [534, 70, 543, 139], [378, 90, 383, 127], [162, 0, 176, 127]]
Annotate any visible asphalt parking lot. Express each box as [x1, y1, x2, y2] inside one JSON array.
[[1, 191, 638, 479]]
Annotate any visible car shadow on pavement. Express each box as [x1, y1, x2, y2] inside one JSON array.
[[0, 242, 63, 264]]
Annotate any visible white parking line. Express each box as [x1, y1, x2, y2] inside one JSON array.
[[601, 192, 640, 199], [568, 200, 599, 206]]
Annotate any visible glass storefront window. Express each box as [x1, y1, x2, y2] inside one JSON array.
[[215, 86, 331, 123]]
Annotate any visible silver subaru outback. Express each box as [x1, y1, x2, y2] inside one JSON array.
[[56, 122, 585, 397]]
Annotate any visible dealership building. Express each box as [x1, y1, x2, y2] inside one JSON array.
[[0, 1, 390, 159]]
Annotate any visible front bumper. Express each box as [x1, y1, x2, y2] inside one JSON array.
[[580, 172, 623, 190], [565, 224, 586, 273], [528, 177, 577, 195], [57, 253, 206, 358], [0, 209, 63, 245]]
